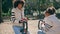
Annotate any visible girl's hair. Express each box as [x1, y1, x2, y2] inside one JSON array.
[[14, 1, 24, 8], [46, 8, 55, 15]]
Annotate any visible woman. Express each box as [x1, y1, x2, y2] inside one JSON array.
[[44, 7, 60, 34], [11, 1, 26, 34]]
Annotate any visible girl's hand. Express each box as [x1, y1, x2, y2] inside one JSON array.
[[22, 17, 28, 21]]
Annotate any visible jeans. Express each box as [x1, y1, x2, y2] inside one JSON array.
[[13, 26, 24, 34], [38, 30, 46, 34]]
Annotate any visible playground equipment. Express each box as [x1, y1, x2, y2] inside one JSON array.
[[13, 18, 29, 34], [37, 19, 46, 34]]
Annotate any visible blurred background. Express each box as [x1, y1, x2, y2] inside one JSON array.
[[0, 0, 60, 22]]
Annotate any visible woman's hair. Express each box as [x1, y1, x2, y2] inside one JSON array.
[[14, 1, 24, 8], [52, 8, 55, 13], [46, 8, 56, 15]]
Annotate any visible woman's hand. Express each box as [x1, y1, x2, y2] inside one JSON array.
[[20, 17, 28, 22]]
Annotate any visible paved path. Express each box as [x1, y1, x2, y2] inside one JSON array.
[[0, 20, 39, 34], [28, 20, 39, 34], [0, 22, 15, 34]]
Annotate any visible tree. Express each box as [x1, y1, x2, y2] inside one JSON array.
[[0, 0, 3, 23], [2, 0, 13, 13], [53, 0, 60, 9]]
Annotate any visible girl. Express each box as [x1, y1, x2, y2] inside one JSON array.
[[11, 1, 27, 34]]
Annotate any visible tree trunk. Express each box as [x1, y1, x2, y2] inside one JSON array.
[[0, 0, 3, 23]]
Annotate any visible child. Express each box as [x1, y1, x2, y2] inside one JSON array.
[[11, 1, 27, 34]]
